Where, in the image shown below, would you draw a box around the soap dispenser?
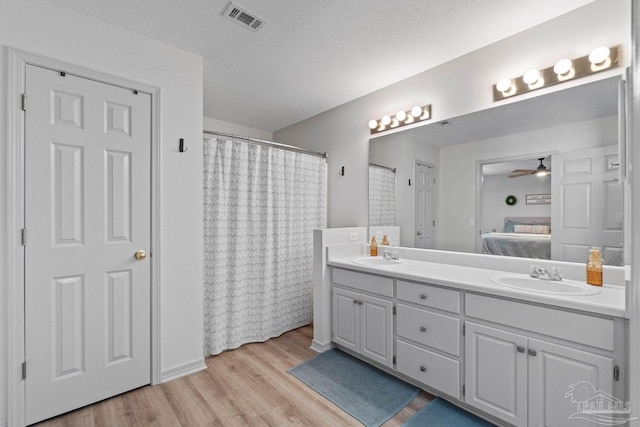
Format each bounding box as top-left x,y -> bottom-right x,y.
370,236 -> 378,257
586,247 -> 604,286
381,235 -> 390,246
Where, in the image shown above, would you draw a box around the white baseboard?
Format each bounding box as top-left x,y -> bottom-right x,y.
310,339 -> 334,353
161,358 -> 207,383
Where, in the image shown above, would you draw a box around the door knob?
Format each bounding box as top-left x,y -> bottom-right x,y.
134,250 -> 146,260
416,230 -> 423,236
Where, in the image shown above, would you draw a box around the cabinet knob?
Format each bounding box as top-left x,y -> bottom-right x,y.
420,365 -> 427,372
419,326 -> 427,333
419,294 -> 427,300
517,346 -> 525,353
528,349 -> 537,357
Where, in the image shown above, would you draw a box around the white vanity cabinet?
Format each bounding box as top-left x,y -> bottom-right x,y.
395,280 -> 462,399
329,265 -> 625,427
465,294 -> 617,427
332,269 -> 394,368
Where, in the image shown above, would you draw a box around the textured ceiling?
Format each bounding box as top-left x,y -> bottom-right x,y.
50,0 -> 595,131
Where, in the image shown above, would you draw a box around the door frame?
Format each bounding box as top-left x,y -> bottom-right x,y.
474,151 -> 556,253
5,48 -> 162,427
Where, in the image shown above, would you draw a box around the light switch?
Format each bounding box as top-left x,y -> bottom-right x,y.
469,218 -> 475,226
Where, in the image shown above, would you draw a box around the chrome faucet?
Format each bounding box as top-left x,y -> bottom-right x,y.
383,250 -> 400,260
530,265 -> 562,281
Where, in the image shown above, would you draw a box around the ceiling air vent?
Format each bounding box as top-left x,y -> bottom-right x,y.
221,2 -> 267,32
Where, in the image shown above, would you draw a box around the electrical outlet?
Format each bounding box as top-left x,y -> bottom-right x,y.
349,232 -> 358,241
469,218 -> 475,226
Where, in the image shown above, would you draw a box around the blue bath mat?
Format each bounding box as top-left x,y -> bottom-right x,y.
288,349 -> 419,427
403,397 -> 496,427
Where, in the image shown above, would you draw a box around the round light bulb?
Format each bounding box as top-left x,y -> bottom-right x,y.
368,119 -> 378,130
381,115 -> 391,125
553,58 -> 573,75
589,46 -> 610,65
523,69 -> 541,85
390,119 -> 399,128
411,106 -> 422,117
396,110 -> 407,122
496,78 -> 512,93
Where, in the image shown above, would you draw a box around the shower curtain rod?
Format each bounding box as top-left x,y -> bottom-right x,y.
203,130 -> 327,159
369,162 -> 396,173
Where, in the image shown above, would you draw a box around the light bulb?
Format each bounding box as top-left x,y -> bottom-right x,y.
381,115 -> 391,126
390,119 -> 399,128
411,106 -> 422,117
368,119 -> 378,130
553,58 -> 573,75
523,69 -> 541,85
496,78 -> 512,93
396,110 -> 407,122
589,46 -> 610,65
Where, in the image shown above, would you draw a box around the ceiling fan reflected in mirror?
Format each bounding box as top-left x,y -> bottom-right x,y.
508,157 -> 551,178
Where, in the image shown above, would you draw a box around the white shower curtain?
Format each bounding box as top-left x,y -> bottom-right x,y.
368,165 -> 396,226
203,136 -> 327,356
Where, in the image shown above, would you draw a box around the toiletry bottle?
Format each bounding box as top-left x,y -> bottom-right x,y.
381,235 -> 390,245
370,236 -> 378,257
586,247 -> 604,286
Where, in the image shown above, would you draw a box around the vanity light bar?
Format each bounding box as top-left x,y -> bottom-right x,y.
368,104 -> 432,135
493,45 -> 620,102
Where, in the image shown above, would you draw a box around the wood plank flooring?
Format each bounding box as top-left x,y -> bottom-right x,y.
35,325 -> 432,426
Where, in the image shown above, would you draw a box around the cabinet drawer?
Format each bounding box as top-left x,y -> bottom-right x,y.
333,268 -> 393,297
466,293 -> 615,351
397,304 -> 460,356
397,340 -> 460,399
397,280 -> 460,314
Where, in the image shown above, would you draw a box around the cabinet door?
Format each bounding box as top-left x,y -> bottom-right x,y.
360,294 -> 394,368
465,322 -> 528,426
528,338 -> 614,427
332,288 -> 360,353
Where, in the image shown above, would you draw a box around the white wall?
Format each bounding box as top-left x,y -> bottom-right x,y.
0,1 -> 204,424
274,0 -> 630,229
203,117 -> 273,140
439,115 -> 617,253
481,174 -> 552,234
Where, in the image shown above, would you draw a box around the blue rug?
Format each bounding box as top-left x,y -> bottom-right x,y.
288,349 -> 420,427
403,397 -> 496,427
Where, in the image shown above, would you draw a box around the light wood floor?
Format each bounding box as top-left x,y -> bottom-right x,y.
36,325 -> 432,426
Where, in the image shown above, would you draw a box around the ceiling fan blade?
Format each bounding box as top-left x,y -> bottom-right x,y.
508,171 -> 535,178
511,169 -> 535,173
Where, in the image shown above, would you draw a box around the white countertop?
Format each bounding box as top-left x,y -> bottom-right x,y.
329,255 -> 626,318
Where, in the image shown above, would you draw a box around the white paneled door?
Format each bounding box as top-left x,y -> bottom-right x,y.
414,162 -> 435,249
551,146 -> 623,265
24,65 -> 151,424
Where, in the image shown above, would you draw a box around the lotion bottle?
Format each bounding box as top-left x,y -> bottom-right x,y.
381,235 -> 390,245
586,247 -> 604,286
370,236 -> 377,257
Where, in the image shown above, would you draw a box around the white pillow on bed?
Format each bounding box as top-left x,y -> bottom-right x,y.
513,224 -> 550,234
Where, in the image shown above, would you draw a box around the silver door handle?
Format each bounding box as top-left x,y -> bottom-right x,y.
416,231 -> 423,236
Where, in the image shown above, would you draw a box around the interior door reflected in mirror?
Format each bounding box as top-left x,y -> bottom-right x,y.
368,76 -> 624,266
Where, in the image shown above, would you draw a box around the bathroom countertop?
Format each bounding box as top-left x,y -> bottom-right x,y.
329,256 -> 626,318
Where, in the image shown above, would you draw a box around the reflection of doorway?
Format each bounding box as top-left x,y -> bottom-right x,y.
414,161 -> 436,248
476,155 -> 553,253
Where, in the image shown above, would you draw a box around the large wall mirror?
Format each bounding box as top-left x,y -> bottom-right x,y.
369,76 -> 625,266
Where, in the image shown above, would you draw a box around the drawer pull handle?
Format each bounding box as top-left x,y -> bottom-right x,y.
517,346 -> 525,353
419,294 -> 427,300
420,365 -> 427,372
528,349 -> 537,357
419,326 -> 427,333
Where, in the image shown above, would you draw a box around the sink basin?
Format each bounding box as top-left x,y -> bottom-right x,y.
490,273 -> 601,296
352,256 -> 402,266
